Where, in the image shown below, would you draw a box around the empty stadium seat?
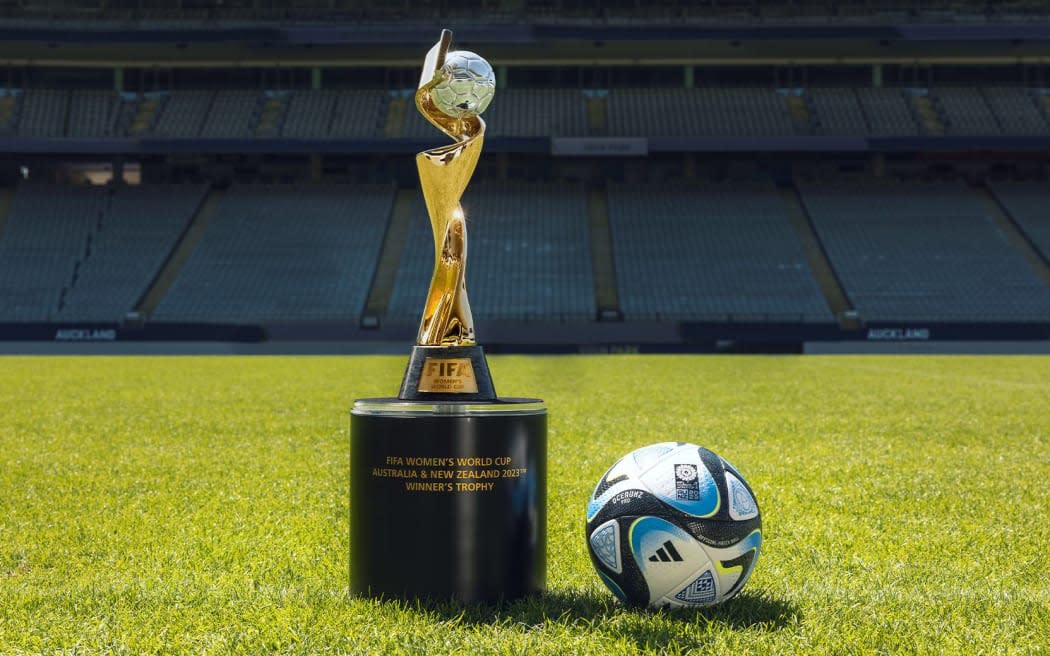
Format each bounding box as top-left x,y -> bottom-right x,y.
16,90 -> 67,137
982,88 -> 1049,135
932,88 -> 1000,136
153,183 -> 394,322
200,91 -> 260,138
808,88 -> 870,136
58,185 -> 207,321
0,183 -> 206,322
68,90 -> 122,137
607,181 -> 833,322
854,88 -> 919,136
151,91 -> 214,138
328,90 -> 389,138
800,179 -> 1050,322
606,88 -> 797,137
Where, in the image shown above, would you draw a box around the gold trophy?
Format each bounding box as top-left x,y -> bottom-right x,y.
398,28 -> 497,400
350,30 -> 547,604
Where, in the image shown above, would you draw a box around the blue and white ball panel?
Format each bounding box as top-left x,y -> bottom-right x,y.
628,516 -> 712,607
627,442 -> 679,472
725,470 -> 759,521
588,519 -> 622,574
586,445 -> 671,521
604,449 -> 644,481
636,444 -> 720,518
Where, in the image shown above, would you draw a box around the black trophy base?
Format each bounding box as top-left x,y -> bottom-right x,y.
350,398 -> 547,605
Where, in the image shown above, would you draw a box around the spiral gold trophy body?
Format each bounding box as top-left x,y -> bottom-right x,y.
414,28 -> 481,348
350,30 -> 547,604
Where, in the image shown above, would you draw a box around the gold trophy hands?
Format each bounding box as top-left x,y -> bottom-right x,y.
414,29 -> 488,347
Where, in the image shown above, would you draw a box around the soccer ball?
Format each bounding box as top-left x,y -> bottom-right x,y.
586,442 -> 762,608
431,50 -> 495,119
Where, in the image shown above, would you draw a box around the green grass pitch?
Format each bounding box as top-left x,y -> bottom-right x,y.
1,355 -> 1048,654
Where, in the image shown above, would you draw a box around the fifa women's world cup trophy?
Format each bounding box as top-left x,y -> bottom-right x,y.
398,29 -> 496,397
350,30 -> 547,605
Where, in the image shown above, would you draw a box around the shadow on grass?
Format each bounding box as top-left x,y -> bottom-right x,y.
387,587 -> 798,646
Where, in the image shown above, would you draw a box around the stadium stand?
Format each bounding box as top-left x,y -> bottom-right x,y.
606,88 -> 797,137
150,90 -> 214,138
808,88 -> 871,136
15,89 -> 67,137
0,0 -> 1046,358
981,88 -> 1050,135
799,179 -> 1050,323
0,89 -> 389,140
400,88 -> 590,138
67,90 -> 121,138
606,181 -> 833,322
281,90 -> 338,138
989,181 -> 1050,262
386,182 -> 595,322
854,88 -> 920,136
327,90 -> 389,139
932,87 -> 1001,136
0,184 -> 102,321
4,86 -> 1046,141
484,89 -> 590,138
153,184 -> 394,322
0,183 -> 205,322
200,91 -> 258,138
57,185 -> 208,321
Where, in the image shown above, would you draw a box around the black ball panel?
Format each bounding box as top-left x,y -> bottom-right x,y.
585,516 -> 652,607
588,488 -> 675,527
683,516 -> 761,548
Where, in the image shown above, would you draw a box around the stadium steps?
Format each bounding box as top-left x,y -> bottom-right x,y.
196,92 -> 219,137
60,195 -> 110,308
779,183 -> 859,328
975,88 -> 1008,134
0,186 -> 13,239
130,96 -> 162,135
384,96 -> 407,138
587,96 -> 606,134
60,90 -> 72,137
785,94 -> 811,134
1039,94 -> 1050,122
363,188 -> 414,326
912,94 -> 945,136
255,95 -> 286,138
134,188 -> 221,319
980,184 -> 1050,289
588,186 -> 621,320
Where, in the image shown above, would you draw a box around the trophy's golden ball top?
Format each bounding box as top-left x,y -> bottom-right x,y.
431,50 -> 496,119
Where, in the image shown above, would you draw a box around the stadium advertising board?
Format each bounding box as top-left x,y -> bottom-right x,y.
551,137 -> 648,156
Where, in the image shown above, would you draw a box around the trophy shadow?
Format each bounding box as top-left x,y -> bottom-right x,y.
405,587 -> 799,634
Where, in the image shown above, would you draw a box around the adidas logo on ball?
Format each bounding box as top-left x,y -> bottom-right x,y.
647,540 -> 684,563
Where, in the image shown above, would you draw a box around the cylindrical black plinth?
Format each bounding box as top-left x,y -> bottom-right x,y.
350,398 -> 546,604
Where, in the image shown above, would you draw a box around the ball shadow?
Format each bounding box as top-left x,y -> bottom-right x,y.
387,587 -> 798,649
